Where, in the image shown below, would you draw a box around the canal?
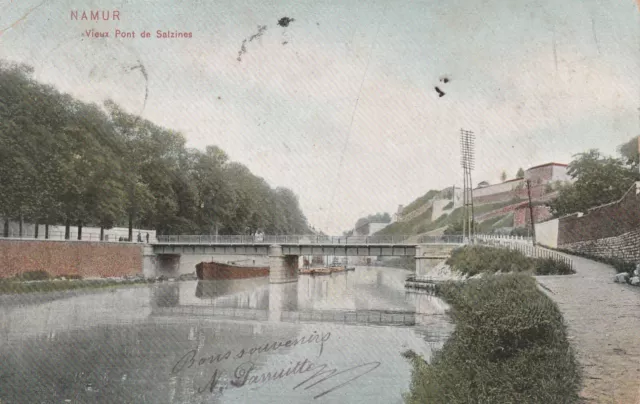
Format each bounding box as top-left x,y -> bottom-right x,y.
0,266 -> 453,403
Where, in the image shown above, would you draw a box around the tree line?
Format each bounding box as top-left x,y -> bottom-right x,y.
0,61 -> 310,239
548,138 -> 639,217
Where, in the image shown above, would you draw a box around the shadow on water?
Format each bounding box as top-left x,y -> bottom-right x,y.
0,266 -> 455,403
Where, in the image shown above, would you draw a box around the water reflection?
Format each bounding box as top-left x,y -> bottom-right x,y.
0,266 -> 453,404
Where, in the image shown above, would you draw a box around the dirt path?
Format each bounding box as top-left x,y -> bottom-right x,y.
535,254 -> 640,404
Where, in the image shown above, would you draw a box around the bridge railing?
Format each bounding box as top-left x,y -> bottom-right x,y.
155,234 -> 466,245
416,235 -> 464,244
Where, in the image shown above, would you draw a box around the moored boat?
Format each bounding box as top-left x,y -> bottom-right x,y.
196,261 -> 269,280
299,266 -> 347,276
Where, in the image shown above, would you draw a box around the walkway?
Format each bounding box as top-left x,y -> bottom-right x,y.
536,254 -> 640,404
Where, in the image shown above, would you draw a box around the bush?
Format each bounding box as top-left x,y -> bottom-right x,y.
447,246 -> 535,276
404,274 -> 581,404
16,270 -> 50,281
535,257 -> 574,275
447,246 -> 575,276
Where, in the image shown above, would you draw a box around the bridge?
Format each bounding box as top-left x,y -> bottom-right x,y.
146,234 -> 467,283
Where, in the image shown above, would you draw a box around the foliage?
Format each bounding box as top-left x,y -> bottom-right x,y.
0,60 -> 310,236
500,170 -> 507,182
516,167 -> 525,178
510,227 -> 530,237
15,270 -> 50,281
617,135 -> 639,171
446,246 -> 575,276
443,201 -> 454,210
0,277 -> 149,294
401,189 -> 440,216
353,212 -> 391,235
404,274 -> 581,404
443,219 -> 478,236
534,257 -> 574,276
548,148 -> 639,217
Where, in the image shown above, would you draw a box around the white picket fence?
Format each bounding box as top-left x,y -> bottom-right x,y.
477,238 -> 573,269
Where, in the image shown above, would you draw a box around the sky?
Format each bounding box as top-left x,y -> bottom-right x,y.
1,0 -> 638,234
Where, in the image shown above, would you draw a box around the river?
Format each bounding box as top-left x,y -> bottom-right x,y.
0,266 -> 453,403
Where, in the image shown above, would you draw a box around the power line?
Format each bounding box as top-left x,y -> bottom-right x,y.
324,4 -> 387,231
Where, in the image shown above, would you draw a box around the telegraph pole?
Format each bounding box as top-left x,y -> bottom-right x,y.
460,129 -> 475,243
526,179 -> 536,244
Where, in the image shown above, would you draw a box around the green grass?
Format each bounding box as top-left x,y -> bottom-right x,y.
0,277 -> 150,294
403,274 -> 582,404
378,199 -> 521,237
446,246 -> 575,276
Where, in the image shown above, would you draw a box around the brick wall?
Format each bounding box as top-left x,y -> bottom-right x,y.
557,182 -> 640,263
0,239 -> 143,278
558,184 -> 640,245
514,205 -> 553,227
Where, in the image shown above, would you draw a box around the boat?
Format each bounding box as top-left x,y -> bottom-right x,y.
195,261 -> 269,280
299,266 -> 347,276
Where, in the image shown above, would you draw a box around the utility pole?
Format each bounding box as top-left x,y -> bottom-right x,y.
460,129 -> 475,243
526,179 -> 536,244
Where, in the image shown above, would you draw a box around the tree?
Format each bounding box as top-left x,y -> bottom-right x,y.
500,171 -> 507,182
516,168 -> 525,179
548,149 -> 639,217
444,219 -> 478,235
0,60 -> 312,238
617,135 -> 639,171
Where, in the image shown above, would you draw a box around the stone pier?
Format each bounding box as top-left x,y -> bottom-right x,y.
414,244 -> 458,277
268,244 -> 299,284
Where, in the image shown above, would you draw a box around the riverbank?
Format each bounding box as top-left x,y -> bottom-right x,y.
404,273 -> 582,403
535,252 -> 640,403
0,277 -> 151,295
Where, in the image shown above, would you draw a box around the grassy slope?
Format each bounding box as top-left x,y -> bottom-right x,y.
404,274 -> 581,403
378,199 -> 519,236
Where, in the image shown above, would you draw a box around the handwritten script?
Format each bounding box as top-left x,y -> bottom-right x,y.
171,330 -> 381,399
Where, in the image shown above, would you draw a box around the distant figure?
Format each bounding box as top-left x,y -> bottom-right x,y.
146,233 -> 150,243
137,232 -> 142,243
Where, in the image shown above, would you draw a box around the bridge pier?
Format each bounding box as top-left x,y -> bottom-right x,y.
269,245 -> 298,284
414,244 -> 456,278
142,245 -> 158,278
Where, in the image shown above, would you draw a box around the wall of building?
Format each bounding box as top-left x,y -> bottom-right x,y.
473,179 -> 523,198
534,219 -> 560,248
551,165 -> 572,182
0,239 -> 143,278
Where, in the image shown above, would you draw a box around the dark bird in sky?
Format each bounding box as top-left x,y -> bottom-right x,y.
435,86 -> 445,97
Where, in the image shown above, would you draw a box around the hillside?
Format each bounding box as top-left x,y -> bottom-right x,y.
378,197 -> 517,236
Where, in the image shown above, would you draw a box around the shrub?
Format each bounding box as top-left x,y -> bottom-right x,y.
404,274 -> 581,404
446,246 -> 535,276
535,257 -> 574,275
447,246 -> 575,276
16,270 -> 50,281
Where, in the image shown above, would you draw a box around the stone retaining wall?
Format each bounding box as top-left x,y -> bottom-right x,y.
557,182 -> 640,264
0,239 -> 142,278
560,228 -> 640,264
